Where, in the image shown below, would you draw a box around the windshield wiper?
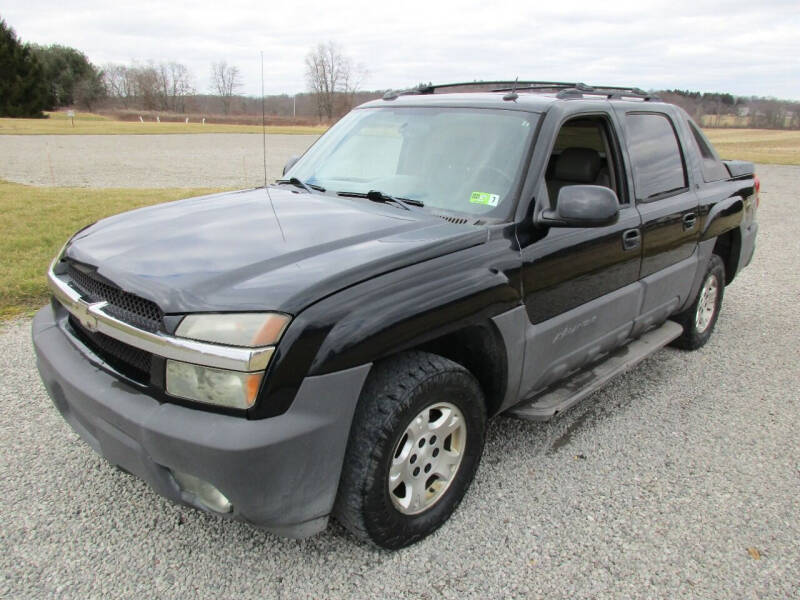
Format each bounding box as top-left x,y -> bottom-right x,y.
337,189 -> 424,211
274,177 -> 325,193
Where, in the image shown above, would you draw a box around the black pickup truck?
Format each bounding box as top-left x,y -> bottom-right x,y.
33,81 -> 759,549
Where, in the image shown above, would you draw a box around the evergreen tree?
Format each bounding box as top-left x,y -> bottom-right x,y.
31,44 -> 104,108
0,19 -> 49,117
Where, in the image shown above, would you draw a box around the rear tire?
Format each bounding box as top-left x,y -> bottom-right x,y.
334,351 -> 486,549
670,254 -> 726,350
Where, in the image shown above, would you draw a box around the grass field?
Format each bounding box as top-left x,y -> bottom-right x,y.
0,112 -> 327,136
0,180 -> 223,319
704,129 -> 800,166
699,114 -> 751,128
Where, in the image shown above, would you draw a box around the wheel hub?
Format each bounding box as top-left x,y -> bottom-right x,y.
695,273 -> 719,333
388,402 -> 466,515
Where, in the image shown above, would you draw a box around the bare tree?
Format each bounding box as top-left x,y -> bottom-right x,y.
103,63 -> 125,105
305,42 -> 364,121
155,61 -> 194,112
210,61 -> 242,115
103,63 -> 136,107
132,63 -> 160,110
167,62 -> 194,112
104,61 -> 194,113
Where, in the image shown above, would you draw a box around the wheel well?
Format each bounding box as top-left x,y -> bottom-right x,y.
713,229 -> 741,285
414,322 -> 507,417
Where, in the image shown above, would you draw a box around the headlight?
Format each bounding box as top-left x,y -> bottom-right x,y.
175,312 -> 290,347
166,360 -> 263,409
168,312 -> 291,409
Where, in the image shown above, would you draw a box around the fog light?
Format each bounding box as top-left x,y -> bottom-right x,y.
166,359 -> 263,409
172,470 -> 232,513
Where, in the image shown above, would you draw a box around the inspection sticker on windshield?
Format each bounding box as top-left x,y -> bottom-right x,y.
470,192 -> 499,207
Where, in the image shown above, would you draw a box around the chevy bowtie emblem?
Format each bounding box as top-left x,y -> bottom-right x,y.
74,300 -> 107,333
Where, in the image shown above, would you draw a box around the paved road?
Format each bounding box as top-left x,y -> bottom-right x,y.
0,134 -> 320,189
1,164 -> 798,599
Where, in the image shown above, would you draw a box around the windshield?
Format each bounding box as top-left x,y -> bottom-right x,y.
286,107 -> 538,218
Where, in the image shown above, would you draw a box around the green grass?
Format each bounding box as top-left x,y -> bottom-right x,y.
0,112 -> 327,136
0,180 -> 224,320
704,128 -> 800,166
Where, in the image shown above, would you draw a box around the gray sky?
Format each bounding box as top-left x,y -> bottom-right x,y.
5,0 -> 799,99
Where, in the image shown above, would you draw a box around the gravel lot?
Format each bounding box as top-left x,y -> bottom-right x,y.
1,163 -> 798,599
0,134 -> 319,188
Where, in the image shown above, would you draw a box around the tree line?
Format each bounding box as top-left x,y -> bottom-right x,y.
103,62 -> 194,113
2,16 -> 797,128
103,60 -> 244,115
658,89 -> 800,129
1,18 -> 367,121
105,42 -> 368,121
1,18 -> 368,122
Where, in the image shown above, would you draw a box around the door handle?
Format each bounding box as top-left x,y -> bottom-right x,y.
622,228 -> 641,250
683,212 -> 697,230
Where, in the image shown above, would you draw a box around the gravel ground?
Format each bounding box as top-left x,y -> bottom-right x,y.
0,134 -> 319,188
1,164 -> 799,599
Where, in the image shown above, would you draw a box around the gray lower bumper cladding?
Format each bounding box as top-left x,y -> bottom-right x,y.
32,304 -> 370,538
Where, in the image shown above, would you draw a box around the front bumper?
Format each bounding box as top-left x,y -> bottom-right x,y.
33,304 -> 370,538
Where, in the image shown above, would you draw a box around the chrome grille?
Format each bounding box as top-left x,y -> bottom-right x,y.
68,315 -> 152,383
67,263 -> 163,332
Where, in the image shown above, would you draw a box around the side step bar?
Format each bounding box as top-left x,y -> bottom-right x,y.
508,320 -> 683,421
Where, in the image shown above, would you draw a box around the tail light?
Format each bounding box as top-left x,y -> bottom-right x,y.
754,175 -> 761,209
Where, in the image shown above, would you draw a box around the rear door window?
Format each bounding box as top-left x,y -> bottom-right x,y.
625,113 -> 688,202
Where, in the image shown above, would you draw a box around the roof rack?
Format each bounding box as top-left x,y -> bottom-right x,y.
382,81 -> 660,102
383,81 -> 578,99
491,81 -> 591,93
555,85 -> 660,101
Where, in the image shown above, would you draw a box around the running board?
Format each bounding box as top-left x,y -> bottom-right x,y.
508,320 -> 683,421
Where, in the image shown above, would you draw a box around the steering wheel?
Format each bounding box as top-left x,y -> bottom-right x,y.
474,165 -> 513,189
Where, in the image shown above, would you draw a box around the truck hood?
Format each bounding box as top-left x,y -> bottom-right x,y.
64,187 -> 486,315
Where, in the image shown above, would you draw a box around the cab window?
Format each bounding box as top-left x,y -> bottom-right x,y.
687,118 -> 729,182
545,116 -> 624,204
625,113 -> 688,202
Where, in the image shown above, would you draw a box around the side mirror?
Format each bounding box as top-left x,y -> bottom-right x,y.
282,156 -> 300,176
538,185 -> 619,228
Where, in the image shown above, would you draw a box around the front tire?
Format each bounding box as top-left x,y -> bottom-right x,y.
334,351 -> 486,549
670,254 -> 726,350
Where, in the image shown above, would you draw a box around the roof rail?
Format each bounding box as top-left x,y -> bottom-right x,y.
556,85 -> 660,101
382,80 -> 660,102
382,80 -> 580,100
491,81 -> 589,92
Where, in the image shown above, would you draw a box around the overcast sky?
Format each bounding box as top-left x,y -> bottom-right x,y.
4,0 -> 799,99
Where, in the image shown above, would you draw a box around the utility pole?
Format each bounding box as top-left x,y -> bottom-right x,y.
293,93 -> 297,118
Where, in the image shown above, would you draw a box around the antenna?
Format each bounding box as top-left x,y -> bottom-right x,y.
502,77 -> 519,102
261,50 -> 285,241
261,51 -> 268,188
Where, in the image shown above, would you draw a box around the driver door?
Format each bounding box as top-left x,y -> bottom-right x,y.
517,111 -> 643,399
